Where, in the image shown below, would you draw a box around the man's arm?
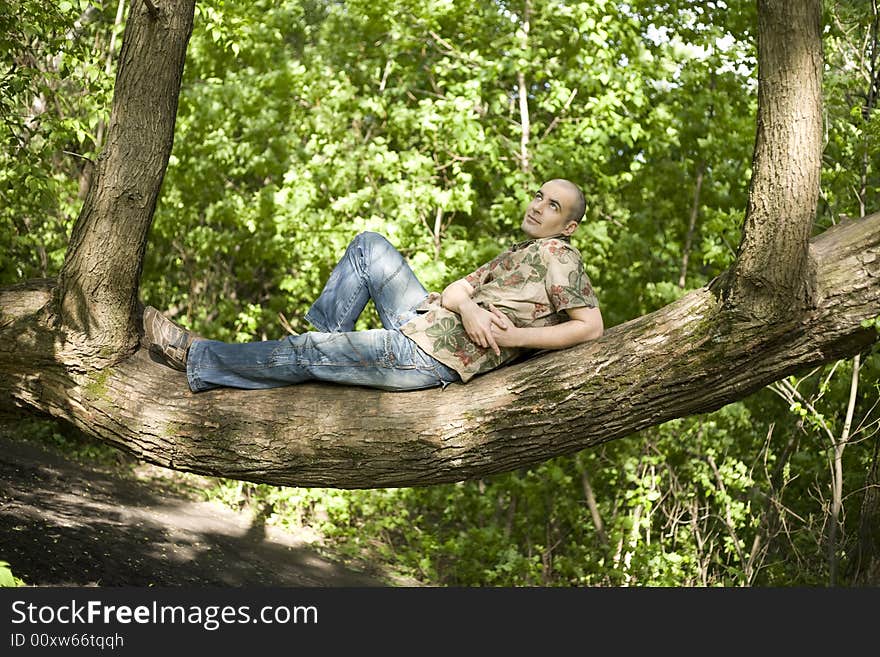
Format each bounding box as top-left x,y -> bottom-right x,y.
440,279 -> 508,355
490,304 -> 603,350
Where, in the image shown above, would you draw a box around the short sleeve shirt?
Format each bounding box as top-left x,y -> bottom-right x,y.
400,236 -> 599,382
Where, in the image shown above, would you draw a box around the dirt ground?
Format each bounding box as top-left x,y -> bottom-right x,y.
0,430 -> 413,587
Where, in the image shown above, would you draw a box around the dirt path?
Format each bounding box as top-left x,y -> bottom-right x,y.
0,431 -> 408,587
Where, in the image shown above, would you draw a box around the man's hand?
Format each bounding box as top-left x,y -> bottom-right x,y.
487,305 -> 522,349
460,303 -> 509,356
441,279 -> 508,356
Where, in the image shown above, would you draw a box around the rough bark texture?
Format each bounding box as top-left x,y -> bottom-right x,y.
53,0 -> 195,366
726,0 -> 823,318
2,212 -> 877,488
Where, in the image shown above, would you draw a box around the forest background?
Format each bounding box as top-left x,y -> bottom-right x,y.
1,0 -> 878,586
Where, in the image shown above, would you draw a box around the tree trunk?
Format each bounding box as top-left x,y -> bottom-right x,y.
726,0 -> 823,319
53,0 -> 195,366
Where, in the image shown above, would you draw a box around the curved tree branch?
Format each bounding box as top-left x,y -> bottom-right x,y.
2,212 -> 877,488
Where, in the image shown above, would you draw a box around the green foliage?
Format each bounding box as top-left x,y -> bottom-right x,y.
3,0 -> 879,586
3,416 -> 125,468
0,0 -> 116,284
0,561 -> 26,587
820,0 -> 880,225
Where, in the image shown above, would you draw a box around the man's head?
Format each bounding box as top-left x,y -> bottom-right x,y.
521,178 -> 586,239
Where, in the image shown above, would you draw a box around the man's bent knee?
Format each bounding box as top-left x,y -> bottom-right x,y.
356,231 -> 391,248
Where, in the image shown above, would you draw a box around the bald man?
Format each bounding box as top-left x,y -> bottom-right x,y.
143,179 -> 604,392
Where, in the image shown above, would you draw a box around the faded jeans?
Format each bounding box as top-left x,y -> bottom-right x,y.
186,232 -> 460,392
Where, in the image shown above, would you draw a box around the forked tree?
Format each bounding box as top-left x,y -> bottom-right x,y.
0,0 -> 878,489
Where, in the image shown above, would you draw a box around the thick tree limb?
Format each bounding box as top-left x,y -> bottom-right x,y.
54,0 -> 195,365
2,212 -> 877,489
727,0 -> 824,317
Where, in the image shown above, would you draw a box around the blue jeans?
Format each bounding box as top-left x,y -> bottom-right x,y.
186,232 -> 460,392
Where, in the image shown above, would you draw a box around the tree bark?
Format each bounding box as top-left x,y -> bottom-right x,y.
726,0 -> 823,319
53,0 -> 195,366
1,211 -> 877,488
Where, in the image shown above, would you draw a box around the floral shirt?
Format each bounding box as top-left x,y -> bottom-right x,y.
400,236 -> 599,382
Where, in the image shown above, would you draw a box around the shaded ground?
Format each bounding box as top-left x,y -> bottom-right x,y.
0,430 -> 412,587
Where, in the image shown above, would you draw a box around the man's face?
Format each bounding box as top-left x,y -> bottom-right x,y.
521,180 -> 579,239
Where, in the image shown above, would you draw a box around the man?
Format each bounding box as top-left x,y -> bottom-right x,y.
143,178 -> 604,392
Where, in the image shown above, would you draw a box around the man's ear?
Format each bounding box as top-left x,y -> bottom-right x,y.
562,220 -> 578,236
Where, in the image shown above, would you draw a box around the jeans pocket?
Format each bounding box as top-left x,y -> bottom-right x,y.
396,333 -> 458,385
